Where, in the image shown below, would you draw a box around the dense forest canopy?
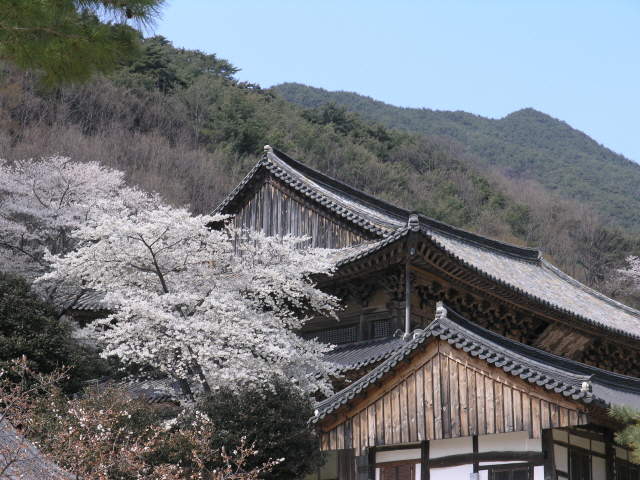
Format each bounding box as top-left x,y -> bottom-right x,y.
0,36 -> 637,306
273,82 -> 640,234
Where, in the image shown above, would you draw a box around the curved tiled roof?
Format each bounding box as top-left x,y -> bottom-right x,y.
217,147 -> 640,340
311,304 -> 640,423
53,289 -> 109,314
0,419 -> 76,479
76,146 -> 640,341
425,229 -> 640,339
324,333 -> 408,374
90,372 -> 203,404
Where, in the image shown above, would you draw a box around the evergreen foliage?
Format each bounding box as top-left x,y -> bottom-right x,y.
610,405 -> 640,464
196,379 -> 324,480
0,38 -> 637,300
0,272 -> 102,392
0,0 -> 165,88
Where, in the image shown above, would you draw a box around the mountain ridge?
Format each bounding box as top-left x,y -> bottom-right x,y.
272,82 -> 640,232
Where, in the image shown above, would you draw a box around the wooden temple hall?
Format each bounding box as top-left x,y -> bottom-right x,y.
212,145 -> 640,480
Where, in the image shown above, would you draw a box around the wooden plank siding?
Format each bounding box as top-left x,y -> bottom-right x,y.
319,340 -> 589,454
231,179 -> 366,249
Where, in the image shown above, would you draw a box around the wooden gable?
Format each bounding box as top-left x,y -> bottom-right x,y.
319,338 -> 590,455
229,173 -> 372,249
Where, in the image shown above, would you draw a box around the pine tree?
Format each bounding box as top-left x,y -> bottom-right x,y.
0,0 -> 165,88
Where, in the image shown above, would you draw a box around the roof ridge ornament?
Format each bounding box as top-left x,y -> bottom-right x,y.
435,301 -> 447,319
264,144 -> 273,154
407,211 -> 419,231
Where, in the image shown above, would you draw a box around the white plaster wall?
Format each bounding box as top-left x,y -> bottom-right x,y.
553,430 -> 569,442
592,440 -> 605,454
554,445 -> 568,473
569,434 -> 590,449
616,447 -> 629,460
376,448 -> 421,463
430,464 -> 473,480
429,437 -> 473,458
478,431 -> 542,453
593,456 -> 606,478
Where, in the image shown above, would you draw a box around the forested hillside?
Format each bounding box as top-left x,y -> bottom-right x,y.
0,37 -> 637,303
273,83 -> 640,233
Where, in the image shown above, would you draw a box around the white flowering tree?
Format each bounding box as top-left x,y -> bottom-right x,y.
40,203 -> 340,396
0,156 -> 154,291
619,256 -> 640,286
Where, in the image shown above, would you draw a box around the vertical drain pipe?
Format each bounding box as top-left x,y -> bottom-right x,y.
405,257 -> 411,337
405,212 -> 419,337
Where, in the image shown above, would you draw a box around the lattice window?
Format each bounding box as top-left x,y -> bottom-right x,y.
302,325 -> 358,344
570,449 -> 591,480
490,466 -> 532,480
372,319 -> 391,338
617,459 -> 640,480
380,464 -> 414,480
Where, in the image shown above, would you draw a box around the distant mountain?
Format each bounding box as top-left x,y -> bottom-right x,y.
273,82 -> 640,233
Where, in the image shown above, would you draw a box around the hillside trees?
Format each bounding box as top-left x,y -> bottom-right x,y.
274,83 -> 640,233
609,405 -> 640,464
41,201 -> 340,397
0,0 -> 166,88
0,39 -> 638,304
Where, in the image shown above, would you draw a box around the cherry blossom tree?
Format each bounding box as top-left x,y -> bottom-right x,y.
40,203 -> 340,396
619,256 -> 640,288
0,156 -> 155,297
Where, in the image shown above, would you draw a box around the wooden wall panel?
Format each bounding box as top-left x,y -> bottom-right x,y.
319,342 -> 590,453
232,181 -> 366,249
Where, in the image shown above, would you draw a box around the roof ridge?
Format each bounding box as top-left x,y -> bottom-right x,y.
421,222 -> 541,262
269,147 -> 545,261
269,146 -> 410,223
328,334 -> 402,352
426,234 -> 640,340
437,304 -> 640,389
216,145 -> 546,261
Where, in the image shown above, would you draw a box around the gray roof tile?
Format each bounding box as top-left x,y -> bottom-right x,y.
426,229 -> 640,339
311,304 -> 640,423
0,420 -> 75,479
324,333 -> 408,373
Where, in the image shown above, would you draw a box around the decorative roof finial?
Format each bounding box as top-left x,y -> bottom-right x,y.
408,211 -> 419,231
264,144 -> 273,153
435,301 -> 447,319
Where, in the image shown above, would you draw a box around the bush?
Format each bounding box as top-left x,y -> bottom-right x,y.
197,379 -> 324,480
0,272 -> 97,392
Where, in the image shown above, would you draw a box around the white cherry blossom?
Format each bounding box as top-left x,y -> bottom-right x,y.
41,203 -> 340,396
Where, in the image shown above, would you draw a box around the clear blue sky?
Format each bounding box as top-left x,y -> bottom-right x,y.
156,0 -> 640,163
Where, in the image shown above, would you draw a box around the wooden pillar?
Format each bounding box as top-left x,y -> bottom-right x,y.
605,430 -> 616,480
405,259 -> 411,336
473,435 -> 479,473
542,429 -> 557,480
359,314 -> 367,342
356,448 -> 376,480
339,449 -> 356,480
421,440 -> 430,480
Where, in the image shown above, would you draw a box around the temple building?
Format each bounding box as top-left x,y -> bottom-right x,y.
213,145 -> 640,480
